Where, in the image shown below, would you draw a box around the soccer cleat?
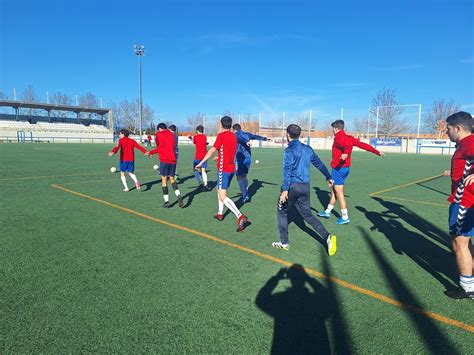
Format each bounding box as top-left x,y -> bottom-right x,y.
135,181 -> 141,191
445,288 -> 474,300
326,234 -> 337,256
271,242 -> 289,250
236,215 -> 249,232
214,214 -> 223,221
336,217 -> 350,225
242,194 -> 250,203
163,201 -> 170,208
177,195 -> 184,208
317,211 -> 331,218
123,188 -> 130,192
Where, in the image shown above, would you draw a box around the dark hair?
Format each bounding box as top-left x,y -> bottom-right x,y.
286,124 -> 301,139
446,111 -> 472,132
232,123 -> 241,131
331,120 -> 345,130
196,125 -> 204,133
220,116 -> 232,129
157,122 -> 167,130
119,129 -> 130,137
169,124 -> 177,132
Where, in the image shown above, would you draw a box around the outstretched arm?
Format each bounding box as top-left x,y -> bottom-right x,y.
354,139 -> 384,156
196,147 -> 216,169
108,140 -> 121,156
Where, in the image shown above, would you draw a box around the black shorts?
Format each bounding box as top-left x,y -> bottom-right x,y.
160,162 -> 176,177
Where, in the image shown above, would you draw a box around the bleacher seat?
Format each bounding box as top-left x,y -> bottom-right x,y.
0,120 -> 33,130
36,122 -> 89,131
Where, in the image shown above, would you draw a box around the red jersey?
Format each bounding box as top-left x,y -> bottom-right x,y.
449,134 -> 474,208
147,135 -> 152,142
213,130 -> 237,173
349,136 -> 382,156
331,130 -> 353,168
193,134 -> 208,160
150,130 -> 176,164
110,136 -> 146,162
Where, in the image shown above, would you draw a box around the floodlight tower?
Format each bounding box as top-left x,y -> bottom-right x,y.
134,44 -> 145,140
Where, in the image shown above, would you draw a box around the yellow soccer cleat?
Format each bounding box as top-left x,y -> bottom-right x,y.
327,234 -> 337,256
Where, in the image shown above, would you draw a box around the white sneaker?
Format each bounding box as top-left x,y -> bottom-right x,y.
123,188 -> 130,192
272,242 -> 289,250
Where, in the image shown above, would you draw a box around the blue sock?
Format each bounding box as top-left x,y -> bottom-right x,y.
193,171 -> 202,184
238,178 -> 247,196
243,177 -> 249,194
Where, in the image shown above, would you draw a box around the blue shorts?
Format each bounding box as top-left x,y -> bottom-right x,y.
217,171 -> 234,190
449,203 -> 474,237
160,162 -> 177,177
120,161 -> 135,172
331,167 -> 350,185
193,159 -> 207,169
236,157 -> 251,176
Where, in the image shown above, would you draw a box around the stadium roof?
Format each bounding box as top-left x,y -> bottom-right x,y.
0,100 -> 110,115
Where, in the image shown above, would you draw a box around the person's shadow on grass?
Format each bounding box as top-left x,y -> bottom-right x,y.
312,186 -> 348,218
356,205 -> 458,291
256,265 -> 331,354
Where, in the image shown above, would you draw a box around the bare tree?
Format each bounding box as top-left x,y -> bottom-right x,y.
353,115 -> 376,138
424,99 -> 460,138
50,92 -> 73,118
79,92 -> 98,108
371,88 -> 410,136
187,112 -> 206,130
21,85 -> 37,102
111,98 -> 154,133
20,85 -> 42,116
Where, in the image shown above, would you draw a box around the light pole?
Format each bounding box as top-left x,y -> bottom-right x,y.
134,44 -> 144,141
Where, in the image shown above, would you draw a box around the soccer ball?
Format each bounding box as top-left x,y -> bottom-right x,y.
255,160 -> 260,164
153,165 -> 159,171
110,167 -> 117,173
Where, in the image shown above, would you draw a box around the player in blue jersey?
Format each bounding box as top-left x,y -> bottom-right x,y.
169,125 -> 179,177
232,123 -> 271,203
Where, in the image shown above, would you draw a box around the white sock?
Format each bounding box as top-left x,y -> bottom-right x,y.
202,170 -> 208,185
164,194 -> 169,202
325,204 -> 334,213
224,197 -> 242,218
341,209 -> 349,220
129,173 -> 138,184
218,198 -> 224,215
120,176 -> 128,189
174,189 -> 181,196
460,275 -> 474,292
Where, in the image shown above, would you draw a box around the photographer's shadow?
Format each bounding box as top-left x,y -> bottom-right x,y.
256,265 -> 331,354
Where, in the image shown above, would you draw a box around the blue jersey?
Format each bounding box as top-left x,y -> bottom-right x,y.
235,130 -> 267,161
173,132 -> 179,153
281,139 -> 331,191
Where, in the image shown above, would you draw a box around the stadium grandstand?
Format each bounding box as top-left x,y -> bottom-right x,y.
0,100 -> 113,143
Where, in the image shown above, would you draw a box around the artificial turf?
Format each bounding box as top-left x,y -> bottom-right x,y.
1,143 -> 472,353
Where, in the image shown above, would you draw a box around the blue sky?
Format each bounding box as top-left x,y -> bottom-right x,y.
1,0 -> 473,128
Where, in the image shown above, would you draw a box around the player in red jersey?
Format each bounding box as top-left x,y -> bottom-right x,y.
149,123 -> 184,208
195,116 -> 249,232
146,134 -> 152,147
108,129 -> 148,192
317,120 -> 384,224
444,111 -> 474,300
188,125 -> 210,191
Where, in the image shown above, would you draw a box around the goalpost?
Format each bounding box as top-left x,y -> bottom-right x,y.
371,104 -> 422,138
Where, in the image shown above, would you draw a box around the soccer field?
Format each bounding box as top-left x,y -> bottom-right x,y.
1,143 -> 472,353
